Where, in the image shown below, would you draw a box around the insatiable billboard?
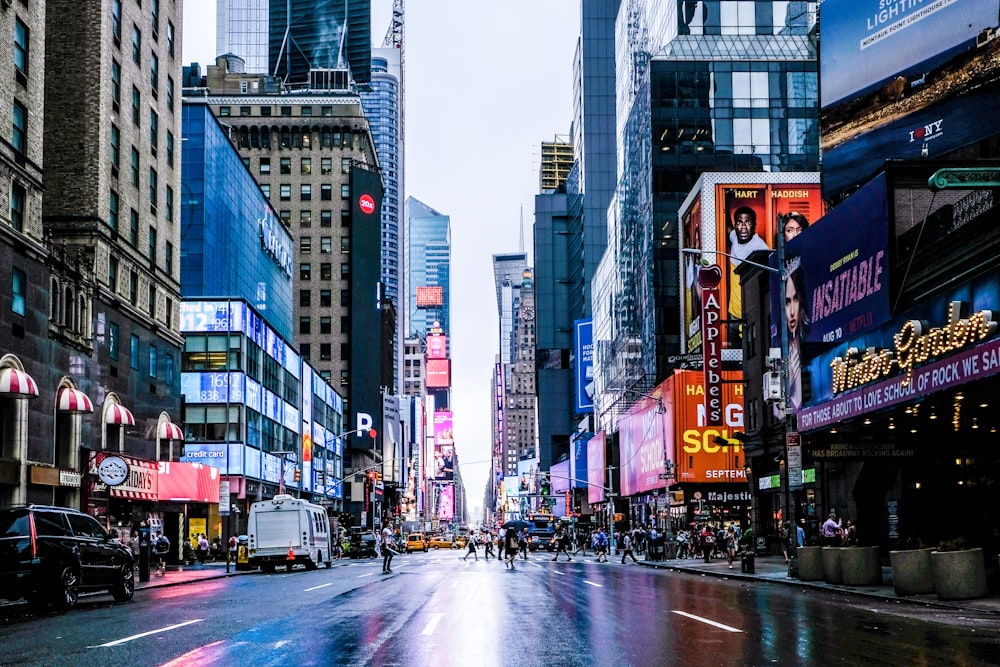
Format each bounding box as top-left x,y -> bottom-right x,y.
820,0 -> 1000,199
432,411 -> 454,481
680,175 -> 824,355
618,391 -> 668,497
574,319 -> 594,413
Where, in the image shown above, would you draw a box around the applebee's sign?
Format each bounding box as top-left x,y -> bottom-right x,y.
699,265 -> 724,426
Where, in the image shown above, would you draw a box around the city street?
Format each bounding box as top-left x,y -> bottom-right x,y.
2,550 -> 999,666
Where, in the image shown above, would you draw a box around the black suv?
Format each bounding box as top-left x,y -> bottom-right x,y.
0,505 -> 135,610
349,531 -> 377,559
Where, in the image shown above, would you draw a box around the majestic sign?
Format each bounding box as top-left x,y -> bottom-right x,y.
259,213 -> 294,278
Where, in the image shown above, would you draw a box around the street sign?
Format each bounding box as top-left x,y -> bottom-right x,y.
658,473 -> 673,480
787,431 -> 803,491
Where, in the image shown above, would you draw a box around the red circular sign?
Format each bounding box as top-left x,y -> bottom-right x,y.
359,194 -> 376,214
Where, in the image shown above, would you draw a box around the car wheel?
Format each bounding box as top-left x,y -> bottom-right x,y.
54,567 -> 79,610
111,562 -> 135,602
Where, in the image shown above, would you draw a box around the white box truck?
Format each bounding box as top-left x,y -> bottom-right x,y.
247,495 -> 333,572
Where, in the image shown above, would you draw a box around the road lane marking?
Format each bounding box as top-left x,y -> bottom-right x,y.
583,580 -> 602,587
304,583 -> 333,592
671,610 -> 743,633
359,572 -> 375,578
553,571 -> 565,576
89,620 -> 204,648
421,613 -> 443,636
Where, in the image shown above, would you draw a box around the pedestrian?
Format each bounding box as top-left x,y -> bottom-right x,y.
227,534 -> 238,565
779,522 -> 791,563
844,519 -> 858,546
463,532 -> 479,561
821,512 -> 844,546
381,525 -> 395,573
572,530 -> 588,556
620,532 -> 638,564
700,525 -> 716,563
196,533 -> 210,564
595,529 -> 608,562
724,525 -> 738,569
483,531 -> 495,560
504,528 -> 519,569
552,526 -> 573,562
518,527 -> 529,560
153,531 -> 170,575
796,521 -> 806,549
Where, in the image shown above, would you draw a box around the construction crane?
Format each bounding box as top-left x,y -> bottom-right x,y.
382,0 -> 404,49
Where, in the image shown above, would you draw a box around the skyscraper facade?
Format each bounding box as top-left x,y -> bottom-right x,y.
269,0 -> 372,87
216,0 -> 270,73
404,197 -> 450,340
592,0 -> 819,429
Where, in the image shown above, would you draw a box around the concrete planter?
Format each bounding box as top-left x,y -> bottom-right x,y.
889,548 -> 935,596
840,546 -> 882,586
931,548 -> 988,600
822,546 -> 845,584
796,546 -> 824,581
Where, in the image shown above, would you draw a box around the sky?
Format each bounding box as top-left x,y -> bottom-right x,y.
182,1 -> 582,516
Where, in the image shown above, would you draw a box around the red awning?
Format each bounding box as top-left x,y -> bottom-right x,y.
57,387 -> 94,413
0,368 -> 39,397
105,404 -> 136,426
158,421 -> 184,441
156,462 -> 221,503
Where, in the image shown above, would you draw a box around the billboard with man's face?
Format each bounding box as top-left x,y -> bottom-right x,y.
679,175 -> 823,355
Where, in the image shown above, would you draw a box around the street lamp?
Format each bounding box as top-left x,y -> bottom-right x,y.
681,245 -> 798,565
273,450 -> 297,496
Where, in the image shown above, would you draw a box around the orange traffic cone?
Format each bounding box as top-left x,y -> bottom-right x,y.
287,546 -> 295,560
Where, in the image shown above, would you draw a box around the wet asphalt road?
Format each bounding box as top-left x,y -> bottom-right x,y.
2,549 -> 999,666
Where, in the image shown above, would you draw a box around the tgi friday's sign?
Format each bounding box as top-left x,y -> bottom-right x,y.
89,452 -> 159,500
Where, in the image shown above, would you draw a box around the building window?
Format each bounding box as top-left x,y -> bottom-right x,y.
320,316 -> 332,334
130,147 -> 139,185
261,184 -> 270,199
108,255 -> 119,292
320,263 -> 332,280
149,168 -> 157,210
299,210 -> 312,227
165,185 -> 173,222
259,157 -> 270,174
280,184 -> 291,201
165,241 -> 173,275
340,237 -> 350,253
131,24 -> 141,64
148,226 -> 157,261
130,334 -> 140,370
109,322 -> 119,360
342,210 -> 350,226
12,100 -> 27,154
167,21 -> 175,57
301,158 -> 311,174
149,110 -> 158,154
11,268 -> 25,316
166,76 -> 175,112
341,158 -> 351,174
299,316 -> 311,334
321,158 -> 332,175
300,263 -> 311,280
150,53 -> 159,96
320,237 -> 332,253
320,184 -> 332,201
320,290 -> 332,307
131,86 -> 140,125
279,210 -> 291,224
240,106 -> 251,116
299,343 -> 310,360
166,131 -> 174,167
111,60 -> 122,110
218,106 -> 230,117
129,270 -> 138,304
320,343 -> 332,361
151,0 -> 160,36
129,209 -> 139,246
112,0 -> 122,44
14,18 -> 29,80
280,157 -> 291,175
320,210 -> 332,227
280,106 -> 292,117
300,290 -> 311,307
341,184 -> 350,199
341,263 -> 350,277
148,283 -> 156,318
110,124 -> 121,172
11,183 -> 26,233
300,184 -> 311,201
165,353 -> 174,386
300,237 -> 311,253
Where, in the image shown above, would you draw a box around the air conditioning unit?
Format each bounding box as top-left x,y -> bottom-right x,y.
763,372 -> 783,401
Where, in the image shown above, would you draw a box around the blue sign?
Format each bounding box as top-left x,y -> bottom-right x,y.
179,301 -> 246,334
574,319 -> 595,413
181,443 -> 229,469
181,372 -> 246,405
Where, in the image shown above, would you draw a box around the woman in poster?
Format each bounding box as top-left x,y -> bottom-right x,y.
781,260 -> 809,416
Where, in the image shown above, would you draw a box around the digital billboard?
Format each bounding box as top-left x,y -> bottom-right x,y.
820,0 -> 1000,199
432,411 -> 454,481
415,286 -> 444,308
574,319 -> 594,413
425,359 -> 451,388
438,484 -> 455,521
587,432 -> 606,504
426,334 -> 447,359
679,176 -> 824,355
618,390 -> 668,497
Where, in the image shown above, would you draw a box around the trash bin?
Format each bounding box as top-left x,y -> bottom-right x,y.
236,535 -> 252,571
741,550 -> 756,574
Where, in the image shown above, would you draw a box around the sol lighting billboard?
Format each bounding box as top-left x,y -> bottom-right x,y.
416,286 -> 444,308
679,174 -> 823,356
433,411 -> 454,482
425,358 -> 451,388
820,0 -> 1000,200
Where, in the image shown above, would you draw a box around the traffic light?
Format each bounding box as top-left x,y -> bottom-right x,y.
367,471 -> 376,482
614,513 -> 624,522
293,469 -> 301,483
540,472 -> 551,496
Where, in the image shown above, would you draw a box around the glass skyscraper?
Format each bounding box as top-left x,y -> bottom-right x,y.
404,197 -> 451,340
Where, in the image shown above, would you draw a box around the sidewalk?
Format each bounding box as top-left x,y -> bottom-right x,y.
635,552 -> 1000,616
134,560 -> 250,591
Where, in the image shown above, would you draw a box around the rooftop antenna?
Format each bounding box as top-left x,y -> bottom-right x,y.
519,206 -> 525,253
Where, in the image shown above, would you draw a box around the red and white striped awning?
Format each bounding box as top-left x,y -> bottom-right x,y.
105,404 -> 136,426
158,421 -> 184,441
0,368 -> 39,397
57,387 -> 94,413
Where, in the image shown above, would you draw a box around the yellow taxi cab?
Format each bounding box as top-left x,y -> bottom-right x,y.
428,534 -> 456,549
454,535 -> 468,549
405,533 -> 428,553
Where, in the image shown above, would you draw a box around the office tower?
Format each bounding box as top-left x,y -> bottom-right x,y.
361,48 -> 403,392
490,253 -> 529,483
217,0 -> 270,74
404,197 -> 450,340
269,0 -> 372,87
505,269 -> 537,477
591,0 -> 819,429
539,136 -> 574,193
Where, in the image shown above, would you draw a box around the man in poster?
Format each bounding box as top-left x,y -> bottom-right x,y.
727,205 -> 769,344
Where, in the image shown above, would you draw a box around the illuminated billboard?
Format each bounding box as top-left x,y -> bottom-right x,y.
820,0 -> 1000,199
679,174 -> 823,356
416,286 -> 445,308
426,334 -> 447,360
574,319 -> 594,413
587,432 -> 606,504
433,411 -> 454,481
425,359 -> 451,388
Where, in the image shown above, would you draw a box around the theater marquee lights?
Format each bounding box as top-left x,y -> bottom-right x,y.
831,301 -> 997,394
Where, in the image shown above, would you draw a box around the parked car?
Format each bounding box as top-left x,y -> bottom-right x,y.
0,505 -> 135,610
349,531 -> 378,559
405,533 -> 428,553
